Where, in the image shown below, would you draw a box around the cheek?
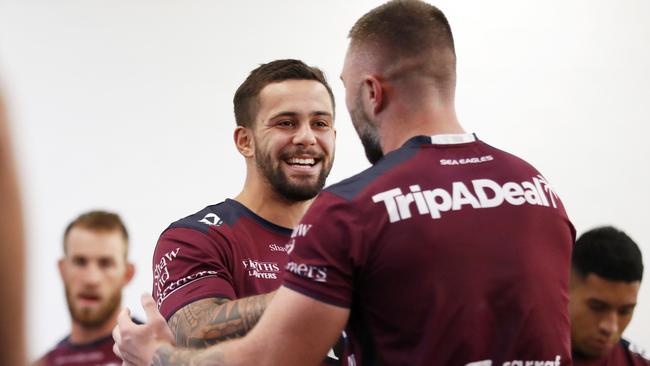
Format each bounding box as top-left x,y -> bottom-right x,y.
618,314 -> 633,331
102,269 -> 126,287
257,136 -> 285,156
319,132 -> 336,154
571,306 -> 595,330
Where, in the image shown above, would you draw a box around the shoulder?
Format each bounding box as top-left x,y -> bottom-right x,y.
163,200 -> 238,235
621,339 -> 650,364
326,141 -> 422,202
475,139 -> 544,173
36,343 -> 63,364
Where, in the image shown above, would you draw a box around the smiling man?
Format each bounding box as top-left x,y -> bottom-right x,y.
570,226 -> 649,366
149,59 -> 346,363
37,210 -> 135,366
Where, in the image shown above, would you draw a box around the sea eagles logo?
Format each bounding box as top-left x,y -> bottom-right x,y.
199,213 -> 222,227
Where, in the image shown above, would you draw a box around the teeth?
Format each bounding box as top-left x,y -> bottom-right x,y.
287,158 -> 315,165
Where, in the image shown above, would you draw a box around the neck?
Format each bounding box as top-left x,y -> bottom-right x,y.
379,93 -> 464,155
69,309 -> 119,344
235,170 -> 312,229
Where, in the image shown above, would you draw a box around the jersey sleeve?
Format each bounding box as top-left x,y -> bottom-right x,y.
282,192 -> 366,308
152,226 -> 236,320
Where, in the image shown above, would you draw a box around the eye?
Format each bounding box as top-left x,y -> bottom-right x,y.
72,257 -> 87,267
98,257 -> 116,269
276,120 -> 295,128
618,305 -> 636,316
312,119 -> 331,129
587,300 -> 609,313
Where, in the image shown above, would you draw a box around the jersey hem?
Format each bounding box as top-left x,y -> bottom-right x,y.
282,283 -> 350,309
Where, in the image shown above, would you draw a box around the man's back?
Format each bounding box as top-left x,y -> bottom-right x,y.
285,134 -> 575,365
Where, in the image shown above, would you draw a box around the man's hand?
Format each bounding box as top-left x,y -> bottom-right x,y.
113,293 -> 175,366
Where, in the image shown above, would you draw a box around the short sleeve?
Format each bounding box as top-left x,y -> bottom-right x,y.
282,192 -> 365,308
152,227 -> 236,320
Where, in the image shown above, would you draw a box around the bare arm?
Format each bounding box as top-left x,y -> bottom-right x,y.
167,291 -> 275,348
151,286 -> 349,366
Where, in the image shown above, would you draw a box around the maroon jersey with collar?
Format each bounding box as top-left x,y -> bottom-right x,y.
574,339 -> 650,366
152,199 -> 352,365
37,334 -> 121,366
153,199 -> 291,319
284,134 -> 575,366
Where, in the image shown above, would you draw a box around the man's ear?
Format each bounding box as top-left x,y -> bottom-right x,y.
364,75 -> 385,116
234,126 -> 255,158
58,258 -> 66,281
124,262 -> 135,285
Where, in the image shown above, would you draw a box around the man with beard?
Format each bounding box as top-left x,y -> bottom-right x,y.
37,210 -> 135,366
571,226 -> 649,366
148,59 -> 345,363
113,1 -> 574,365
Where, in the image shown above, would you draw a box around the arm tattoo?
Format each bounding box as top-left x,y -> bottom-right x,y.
167,292 -> 273,348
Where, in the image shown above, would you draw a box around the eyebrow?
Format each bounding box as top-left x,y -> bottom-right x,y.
269,111 -> 333,120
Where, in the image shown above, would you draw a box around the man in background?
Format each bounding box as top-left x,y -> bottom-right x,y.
571,226 -> 649,366
37,210 -> 135,366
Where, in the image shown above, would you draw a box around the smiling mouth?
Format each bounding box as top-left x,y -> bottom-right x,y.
284,157 -> 319,168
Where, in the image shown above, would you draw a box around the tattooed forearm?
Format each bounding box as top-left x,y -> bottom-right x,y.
152,344 -> 227,366
168,292 -> 275,348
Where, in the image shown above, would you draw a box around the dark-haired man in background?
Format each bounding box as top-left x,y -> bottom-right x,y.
571,226 -> 649,366
37,210 -> 135,366
148,59 -> 346,363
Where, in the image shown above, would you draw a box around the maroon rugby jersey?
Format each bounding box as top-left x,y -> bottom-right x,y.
153,199 -> 291,319
152,199 -> 352,365
36,334 -> 120,366
574,339 -> 650,366
284,134 -> 575,366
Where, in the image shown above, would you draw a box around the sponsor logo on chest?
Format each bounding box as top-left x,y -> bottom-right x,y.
372,175 -> 559,223
242,258 -> 281,279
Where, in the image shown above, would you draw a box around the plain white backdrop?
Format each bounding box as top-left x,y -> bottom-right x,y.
0,0 -> 648,360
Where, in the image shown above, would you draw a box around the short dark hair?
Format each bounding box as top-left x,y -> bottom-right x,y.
63,210 -> 129,256
572,226 -> 643,282
233,59 -> 335,128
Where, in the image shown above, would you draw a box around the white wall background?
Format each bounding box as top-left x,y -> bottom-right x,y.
0,0 -> 648,360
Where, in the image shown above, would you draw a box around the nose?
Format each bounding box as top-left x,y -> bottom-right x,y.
292,122 -> 317,146
598,311 -> 619,337
82,262 -> 102,286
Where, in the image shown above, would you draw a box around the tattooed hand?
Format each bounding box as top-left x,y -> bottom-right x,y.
113,293 -> 175,366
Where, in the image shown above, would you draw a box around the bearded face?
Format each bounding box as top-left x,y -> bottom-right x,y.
65,283 -> 122,328
255,142 -> 332,201
60,227 -> 132,330
349,87 -> 384,165
249,79 -> 336,202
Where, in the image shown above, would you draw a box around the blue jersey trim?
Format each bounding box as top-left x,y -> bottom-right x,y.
326,136 -> 425,201
165,199 -> 292,236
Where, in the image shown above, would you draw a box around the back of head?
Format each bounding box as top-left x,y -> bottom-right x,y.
348,0 -> 456,89
63,210 -> 129,257
233,59 -> 335,128
573,226 -> 644,282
